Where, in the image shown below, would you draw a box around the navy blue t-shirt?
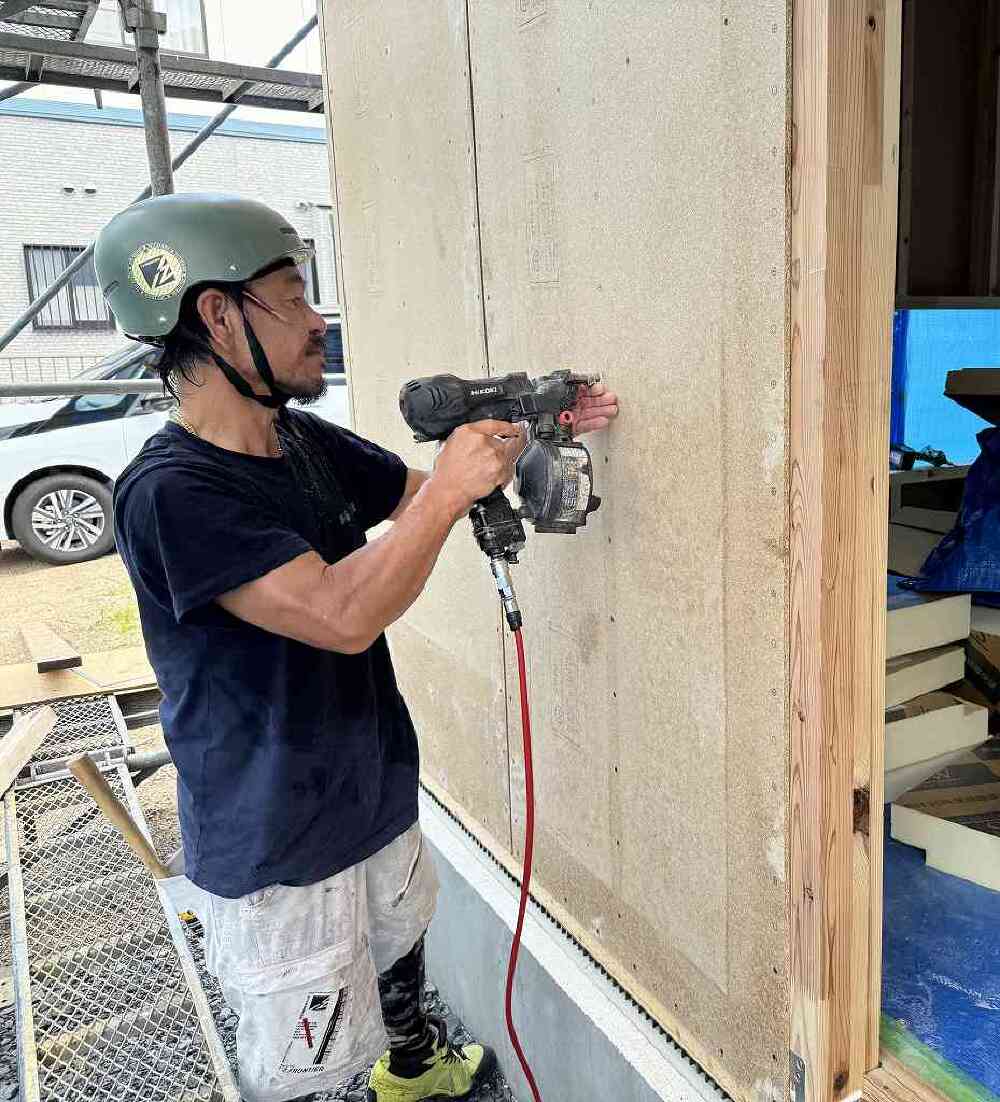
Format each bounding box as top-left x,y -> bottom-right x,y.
113,412 -> 417,898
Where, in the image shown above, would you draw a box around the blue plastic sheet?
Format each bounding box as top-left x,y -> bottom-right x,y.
907,428 -> 1000,606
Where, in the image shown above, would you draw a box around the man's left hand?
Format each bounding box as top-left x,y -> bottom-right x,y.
571,383 -> 620,435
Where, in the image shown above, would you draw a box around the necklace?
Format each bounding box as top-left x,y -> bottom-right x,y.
170,409 -> 283,457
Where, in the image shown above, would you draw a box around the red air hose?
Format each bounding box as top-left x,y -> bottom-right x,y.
505,627 -> 542,1102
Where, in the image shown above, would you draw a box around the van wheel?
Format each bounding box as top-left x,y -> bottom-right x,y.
11,474 -> 114,565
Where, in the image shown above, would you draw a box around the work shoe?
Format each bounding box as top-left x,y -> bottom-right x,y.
367,1017 -> 496,1101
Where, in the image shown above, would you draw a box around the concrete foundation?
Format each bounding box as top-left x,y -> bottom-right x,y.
421,788 -> 731,1102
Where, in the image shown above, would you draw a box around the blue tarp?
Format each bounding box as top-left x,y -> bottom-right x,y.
908,428 -> 1000,603
893,310 -> 995,465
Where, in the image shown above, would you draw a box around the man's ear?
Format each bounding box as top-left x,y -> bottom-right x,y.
195,287 -> 238,349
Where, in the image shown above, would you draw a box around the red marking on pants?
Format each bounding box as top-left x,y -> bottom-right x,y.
302,1017 -> 313,1049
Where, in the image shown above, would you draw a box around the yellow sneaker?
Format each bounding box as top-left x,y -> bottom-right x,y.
367,1018 -> 496,1101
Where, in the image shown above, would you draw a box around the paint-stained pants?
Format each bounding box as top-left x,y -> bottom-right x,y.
201,823 -> 439,1102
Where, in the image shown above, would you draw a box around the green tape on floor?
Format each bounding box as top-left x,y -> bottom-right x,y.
880,1015 -> 1000,1102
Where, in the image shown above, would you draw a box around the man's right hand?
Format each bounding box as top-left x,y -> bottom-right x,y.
428,420 -> 525,521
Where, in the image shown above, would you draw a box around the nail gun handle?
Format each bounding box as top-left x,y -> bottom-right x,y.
67,752 -> 171,880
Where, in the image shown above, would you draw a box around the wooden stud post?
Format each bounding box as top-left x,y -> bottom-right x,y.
790,2 -> 899,1100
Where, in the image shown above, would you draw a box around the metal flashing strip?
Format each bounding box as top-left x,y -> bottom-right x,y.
5,754 -> 237,1100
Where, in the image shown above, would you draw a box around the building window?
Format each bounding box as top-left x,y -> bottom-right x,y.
24,247 -> 115,332
86,0 -> 208,57
302,239 -> 322,304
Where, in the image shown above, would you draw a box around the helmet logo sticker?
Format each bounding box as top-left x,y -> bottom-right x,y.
128,242 -> 186,299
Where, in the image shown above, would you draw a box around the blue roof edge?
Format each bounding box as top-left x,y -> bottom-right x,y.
0,96 -> 326,144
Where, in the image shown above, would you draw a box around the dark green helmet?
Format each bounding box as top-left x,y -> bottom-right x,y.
94,193 -> 313,341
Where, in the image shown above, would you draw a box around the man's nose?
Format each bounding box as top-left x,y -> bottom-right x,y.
306,303 -> 326,335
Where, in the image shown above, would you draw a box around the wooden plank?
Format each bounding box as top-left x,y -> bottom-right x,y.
0,706 -> 56,795
865,1056 -> 955,1102
877,1020 -> 1000,1102
19,624 -> 81,673
0,646 -> 154,709
895,0 -> 915,297
790,0 -> 899,1096
863,2 -> 903,1074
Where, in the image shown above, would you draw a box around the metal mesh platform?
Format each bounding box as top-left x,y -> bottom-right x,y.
0,2 -> 99,43
21,695 -> 128,766
0,25 -> 324,111
6,756 -> 237,1101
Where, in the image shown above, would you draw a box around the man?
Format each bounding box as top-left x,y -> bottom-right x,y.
95,193 -> 618,1102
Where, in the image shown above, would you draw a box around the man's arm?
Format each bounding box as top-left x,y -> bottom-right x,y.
389,468 -> 431,521
217,422 -> 523,654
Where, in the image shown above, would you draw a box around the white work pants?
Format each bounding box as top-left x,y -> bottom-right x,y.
201,822 -> 439,1102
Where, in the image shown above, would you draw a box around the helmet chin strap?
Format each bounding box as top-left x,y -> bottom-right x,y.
209,303 -> 290,410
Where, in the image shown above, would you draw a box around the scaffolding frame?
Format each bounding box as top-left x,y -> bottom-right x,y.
0,27 -> 324,112
0,2 -> 323,353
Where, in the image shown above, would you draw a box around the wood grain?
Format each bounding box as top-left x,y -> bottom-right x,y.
790,1 -> 899,1098
862,0 -> 902,1074
865,1059 -> 953,1102
67,753 -> 170,880
0,706 -> 56,794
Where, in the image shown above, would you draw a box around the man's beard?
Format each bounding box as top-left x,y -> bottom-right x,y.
282,372 -> 328,404
278,349 -> 329,404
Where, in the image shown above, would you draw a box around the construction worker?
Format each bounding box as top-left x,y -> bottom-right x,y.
94,193 -> 618,1102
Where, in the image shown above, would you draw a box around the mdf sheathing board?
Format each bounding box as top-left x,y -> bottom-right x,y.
467,5 -> 789,1099
319,0 -> 512,844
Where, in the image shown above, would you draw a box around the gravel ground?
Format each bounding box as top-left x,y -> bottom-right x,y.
0,544 -> 141,666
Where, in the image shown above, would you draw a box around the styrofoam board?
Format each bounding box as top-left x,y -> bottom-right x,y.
885,645 -> 965,709
885,693 -> 988,772
886,584 -> 971,660
891,802 -> 1000,892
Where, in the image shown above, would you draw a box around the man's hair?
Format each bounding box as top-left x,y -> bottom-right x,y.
158,281 -> 244,398
157,258 -> 296,397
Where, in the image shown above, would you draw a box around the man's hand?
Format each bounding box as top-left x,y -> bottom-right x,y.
427,420 -> 525,521
570,383 -> 619,435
